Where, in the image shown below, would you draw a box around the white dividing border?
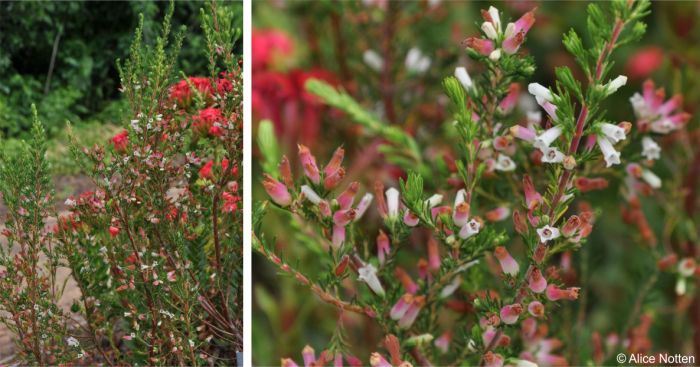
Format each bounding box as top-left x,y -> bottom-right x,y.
242,0 -> 252,365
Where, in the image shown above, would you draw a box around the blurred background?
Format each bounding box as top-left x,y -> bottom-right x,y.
0,1 -> 242,175
252,1 -> 700,365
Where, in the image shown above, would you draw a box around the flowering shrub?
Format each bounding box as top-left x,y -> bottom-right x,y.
254,1 -> 699,365
0,3 -> 242,365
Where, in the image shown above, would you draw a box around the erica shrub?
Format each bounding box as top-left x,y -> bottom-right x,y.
0,2 -> 242,366
253,1 -> 697,365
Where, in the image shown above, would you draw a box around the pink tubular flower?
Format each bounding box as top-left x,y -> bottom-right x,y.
323,168 -> 345,191
369,353 -> 391,367
390,293 -> 413,320
574,177 -> 609,192
528,267 -> 547,293
502,9 -> 536,54
337,182 -> 359,210
510,125 -> 536,142
561,215 -> 581,237
528,301 -> 545,318
453,202 -> 470,227
523,175 -> 542,209
483,351 -> 505,367
298,144 -> 320,185
494,246 -> 519,276
499,83 -> 521,113
435,331 -> 452,354
324,147 -> 345,177
398,295 -> 425,329
464,37 -> 495,56
377,230 -> 390,265
403,210 -> 419,227
486,207 -> 510,222
110,130 -> 129,152
546,284 -> 580,301
630,79 -> 691,134
500,303 -> 523,324
263,174 -> 292,207
302,345 -> 315,367
355,193 -> 373,220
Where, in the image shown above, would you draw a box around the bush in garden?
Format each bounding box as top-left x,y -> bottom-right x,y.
255,1 -> 698,365
0,2 -> 242,365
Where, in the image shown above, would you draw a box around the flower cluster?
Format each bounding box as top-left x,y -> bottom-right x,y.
256,2 -> 666,366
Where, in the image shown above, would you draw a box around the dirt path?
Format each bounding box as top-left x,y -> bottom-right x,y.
0,175 -> 93,361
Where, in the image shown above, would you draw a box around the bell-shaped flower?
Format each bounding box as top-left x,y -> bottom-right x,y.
641,137 -> 661,160
537,225 -> 560,243
599,122 -> 626,143
603,75 -> 627,96
263,174 -> 292,207
298,144 -> 320,184
459,219 -> 481,239
534,126 -> 562,149
500,303 -> 523,324
528,301 -> 545,318
385,188 -> 400,219
358,263 -> 385,297
494,246 -> 519,276
596,136 -> 621,167
528,267 -> 547,293
454,66 -> 473,91
540,146 -> 564,164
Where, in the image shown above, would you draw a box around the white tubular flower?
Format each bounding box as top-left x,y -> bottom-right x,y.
489,49 -> 502,61
600,123 -> 626,143
300,185 -> 322,204
527,111 -> 542,126
641,169 -> 662,189
515,360 -> 539,367
641,137 -> 661,160
454,189 -> 467,206
481,22 -> 499,40
454,67 -> 473,91
528,83 -> 553,102
604,75 -> 627,96
679,258 -> 697,277
358,263 -> 385,297
488,6 -> 501,31
536,225 -> 560,243
534,126 -> 563,149
405,48 -> 431,74
355,193 -> 374,220
540,146 -> 564,164
630,93 -> 651,119
676,277 -> 687,296
596,136 -> 621,167
440,276 -> 462,298
426,194 -> 444,208
385,187 -> 400,218
66,337 -> 80,347
494,154 -> 516,171
363,49 -> 384,72
459,219 -> 481,239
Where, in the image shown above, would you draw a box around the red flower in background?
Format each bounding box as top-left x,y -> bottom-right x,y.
193,107 -> 224,136
252,29 -> 293,71
252,28 -> 340,147
170,77 -> 213,106
626,46 -> 664,80
110,130 -> 129,152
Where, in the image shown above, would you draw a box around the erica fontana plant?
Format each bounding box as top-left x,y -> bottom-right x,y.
0,2 -> 242,366
251,1 -> 690,366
